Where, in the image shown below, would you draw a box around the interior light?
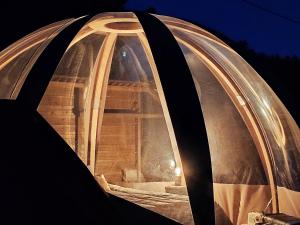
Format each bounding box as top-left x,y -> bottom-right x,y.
175,167 -> 181,176
175,167 -> 182,186
170,159 -> 176,169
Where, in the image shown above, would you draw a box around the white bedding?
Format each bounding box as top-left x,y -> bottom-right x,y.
108,184 -> 194,225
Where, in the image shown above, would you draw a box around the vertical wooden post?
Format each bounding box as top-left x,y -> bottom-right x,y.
83,44 -> 95,166
73,87 -> 80,154
88,33 -> 117,175
137,90 -> 142,182
73,87 -> 86,162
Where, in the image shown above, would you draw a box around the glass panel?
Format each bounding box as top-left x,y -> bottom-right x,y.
0,46 -> 38,98
0,19 -> 73,99
38,32 -> 106,163
181,44 -> 268,185
180,31 -> 300,192
179,43 -> 271,225
96,35 -> 194,225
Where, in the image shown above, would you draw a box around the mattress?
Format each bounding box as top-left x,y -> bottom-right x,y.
108,184 -> 194,225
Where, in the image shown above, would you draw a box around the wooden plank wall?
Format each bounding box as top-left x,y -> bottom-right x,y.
38,81 -> 86,163
95,87 -> 138,183
39,81 -> 140,183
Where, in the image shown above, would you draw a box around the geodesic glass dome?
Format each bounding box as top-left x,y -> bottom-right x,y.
0,12 -> 299,225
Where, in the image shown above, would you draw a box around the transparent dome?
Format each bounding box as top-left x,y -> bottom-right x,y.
0,12 -> 299,225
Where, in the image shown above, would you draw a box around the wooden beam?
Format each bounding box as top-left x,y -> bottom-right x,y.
88,33 -> 117,175
137,88 -> 142,182
82,42 -> 96,165
83,37 -> 107,169
103,113 -> 163,119
107,83 -> 159,101
73,87 -> 80,155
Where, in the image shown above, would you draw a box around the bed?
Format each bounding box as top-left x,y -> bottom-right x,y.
108,183 -> 194,225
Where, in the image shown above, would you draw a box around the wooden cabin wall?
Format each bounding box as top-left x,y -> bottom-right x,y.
39,81 -> 87,163
39,81 -> 171,184
95,86 -> 139,183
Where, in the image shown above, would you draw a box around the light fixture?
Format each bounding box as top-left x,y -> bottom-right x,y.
175,167 -> 182,186
170,159 -> 176,169
175,167 -> 181,176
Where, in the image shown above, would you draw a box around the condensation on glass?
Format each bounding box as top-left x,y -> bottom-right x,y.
0,19 -> 74,99
179,43 -> 271,225
197,39 -> 300,191
192,36 -> 300,218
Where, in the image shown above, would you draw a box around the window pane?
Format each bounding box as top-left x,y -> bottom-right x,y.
38,33 -> 106,163
180,43 -> 268,185
0,46 -> 38,98
168,28 -> 273,224
0,20 -> 72,99
184,31 -> 300,191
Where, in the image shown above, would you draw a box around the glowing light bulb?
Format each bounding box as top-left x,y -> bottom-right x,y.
175,167 -> 181,176
170,160 -> 175,169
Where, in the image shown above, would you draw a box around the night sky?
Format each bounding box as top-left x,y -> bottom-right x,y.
126,0 -> 300,57
1,0 -> 300,57
0,0 -> 299,122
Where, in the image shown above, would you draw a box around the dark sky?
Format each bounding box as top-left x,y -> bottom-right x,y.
0,0 -> 298,121
126,0 -> 300,57
1,0 -> 300,57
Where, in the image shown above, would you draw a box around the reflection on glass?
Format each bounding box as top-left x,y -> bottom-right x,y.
0,46 -> 38,98
0,20 -> 71,99
39,33 -> 105,163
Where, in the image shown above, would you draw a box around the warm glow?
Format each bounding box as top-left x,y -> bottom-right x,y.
170,159 -> 176,169
175,167 -> 181,176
